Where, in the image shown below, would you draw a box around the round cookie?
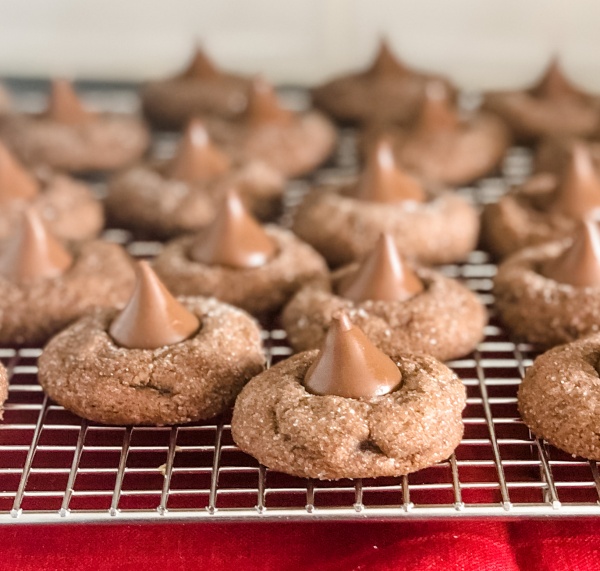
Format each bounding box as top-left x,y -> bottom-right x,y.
38,263 -> 265,426
361,82 -> 510,186
483,59 -> 600,142
292,139 -> 479,267
0,80 -> 149,173
481,143 -> 600,258
0,210 -> 135,345
232,314 -> 466,480
282,234 -> 486,360
312,39 -> 455,126
494,220 -> 600,349
153,190 -> 328,316
518,334 -> 600,460
206,77 -> 336,178
0,142 -> 103,242
141,46 -> 251,129
106,120 -> 284,238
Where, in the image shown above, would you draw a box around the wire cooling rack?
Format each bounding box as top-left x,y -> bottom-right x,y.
0,85 -> 599,524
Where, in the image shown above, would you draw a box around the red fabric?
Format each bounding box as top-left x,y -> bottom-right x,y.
2,520 -> 600,571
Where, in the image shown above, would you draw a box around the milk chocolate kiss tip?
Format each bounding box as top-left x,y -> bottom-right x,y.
0,208 -> 72,283
353,139 -> 426,204
541,219 -> 600,287
532,58 -> 581,100
337,233 -> 424,303
189,189 -> 276,269
0,142 -> 39,203
109,261 -> 200,350
303,312 -> 402,399
245,76 -> 293,126
180,46 -> 220,80
416,81 -> 459,133
551,143 -> 600,218
46,79 -> 92,125
168,118 -> 230,183
369,39 -> 406,77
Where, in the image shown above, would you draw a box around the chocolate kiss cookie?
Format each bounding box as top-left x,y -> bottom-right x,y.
518,334 -> 600,460
206,76 -> 336,177
106,120 -> 284,238
311,39 -> 455,126
483,59 -> 600,142
141,46 -> 251,129
232,313 -> 466,479
494,219 -> 600,348
0,142 -> 103,242
292,138 -> 479,266
482,143 -> 600,258
38,261 -> 265,425
362,82 -> 510,186
0,209 -> 135,345
0,79 -> 149,172
283,233 -> 486,360
153,190 -> 328,315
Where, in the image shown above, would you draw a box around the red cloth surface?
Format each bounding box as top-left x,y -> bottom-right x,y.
2,520 -> 600,571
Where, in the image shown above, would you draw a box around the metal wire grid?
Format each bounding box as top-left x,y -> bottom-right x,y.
0,87 -> 599,524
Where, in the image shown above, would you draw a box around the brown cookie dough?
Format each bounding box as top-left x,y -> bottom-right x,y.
282,264 -> 486,361
232,349 -> 466,480
0,363 -> 7,419
141,47 -> 251,129
482,144 -> 600,258
535,136 -> 600,175
361,83 -> 510,186
311,40 -> 455,126
483,60 -> 600,142
518,334 -> 600,460
0,144 -> 103,242
154,225 -> 328,316
38,297 -> 266,425
105,121 -> 284,238
0,83 -> 11,117
293,185 -> 479,267
0,80 -> 149,173
494,223 -> 600,349
206,77 -> 336,178
0,233 -> 136,346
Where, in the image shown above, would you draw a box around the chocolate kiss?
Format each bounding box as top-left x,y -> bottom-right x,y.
541,220 -> 600,287
550,143 -> 600,218
189,190 -> 276,269
168,119 -> 230,183
531,58 -> 582,100
0,209 -> 72,283
0,142 -> 39,204
352,139 -> 426,203
304,313 -> 401,399
368,39 -> 407,77
109,261 -> 200,350
180,46 -> 221,80
415,81 -> 459,133
245,77 -> 293,126
45,79 -> 92,125
337,234 -> 424,302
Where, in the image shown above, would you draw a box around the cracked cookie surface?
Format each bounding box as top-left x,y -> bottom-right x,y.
38,297 -> 266,425
231,351 -> 466,479
518,334 -> 600,460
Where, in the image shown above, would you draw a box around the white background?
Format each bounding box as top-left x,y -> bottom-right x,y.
0,0 -> 599,91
